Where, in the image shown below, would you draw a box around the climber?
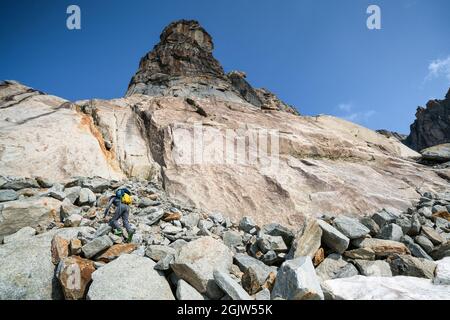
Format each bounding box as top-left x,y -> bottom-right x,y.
104,188 -> 135,242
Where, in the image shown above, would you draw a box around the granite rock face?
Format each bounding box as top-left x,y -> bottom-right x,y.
405,88 -> 450,151
1,21 -> 450,227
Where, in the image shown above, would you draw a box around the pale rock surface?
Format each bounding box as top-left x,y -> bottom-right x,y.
1,21 -> 449,226
323,275 -> 450,300
176,279 -> 207,300
0,197 -> 61,237
2,226 -> 36,244
171,236 -> 233,299
434,257 -> 450,285
87,254 -> 174,300
0,227 -> 93,300
271,257 -> 324,300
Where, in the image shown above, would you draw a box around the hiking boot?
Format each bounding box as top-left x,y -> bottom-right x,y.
126,230 -> 135,243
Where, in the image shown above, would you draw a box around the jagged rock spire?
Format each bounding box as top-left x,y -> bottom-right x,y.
126,19 -> 299,115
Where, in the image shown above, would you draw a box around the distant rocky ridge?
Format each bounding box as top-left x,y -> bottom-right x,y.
405,88 -> 450,151
126,20 -> 298,115
376,130 -> 407,142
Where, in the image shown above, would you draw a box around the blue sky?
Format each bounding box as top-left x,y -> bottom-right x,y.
0,0 -> 449,134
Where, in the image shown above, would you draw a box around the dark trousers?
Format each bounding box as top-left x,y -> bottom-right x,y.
109,202 -> 132,233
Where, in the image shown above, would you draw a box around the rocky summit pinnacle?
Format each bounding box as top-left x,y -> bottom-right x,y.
126,20 -> 299,115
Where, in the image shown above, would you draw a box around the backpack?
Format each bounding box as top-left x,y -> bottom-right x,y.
115,188 -> 132,205
121,193 -> 132,205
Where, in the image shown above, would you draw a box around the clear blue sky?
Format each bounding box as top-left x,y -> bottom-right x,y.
1,0 -> 449,134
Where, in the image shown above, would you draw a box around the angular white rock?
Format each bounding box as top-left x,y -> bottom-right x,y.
434,257 -> 450,285
323,275 -> 450,300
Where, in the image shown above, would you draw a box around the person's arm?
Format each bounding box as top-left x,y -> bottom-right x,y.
103,197 -> 115,217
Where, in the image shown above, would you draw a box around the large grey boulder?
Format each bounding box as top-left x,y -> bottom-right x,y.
418,207 -> 433,218
317,219 -> 349,254
81,235 -> 113,259
372,209 -> 400,228
254,288 -> 271,300
323,275 -> 450,300
389,255 -> 436,279
401,236 -> 433,260
288,218 -> 322,259
87,254 -> 174,300
420,143 -> 450,162
171,236 -> 233,299
378,223 -> 403,242
239,217 -> 256,233
344,248 -> 376,260
145,245 -> 176,262
354,260 -> 392,277
334,263 -> 359,279
47,184 -> 66,201
60,198 -> 82,220
0,197 -> 61,237
64,186 -> 81,204
421,226 -> 445,245
261,223 -> 295,247
64,213 -> 82,227
333,216 -> 370,239
271,257 -> 324,300
234,254 -> 275,276
431,241 -> 450,260
222,231 -> 243,249
257,234 -> 287,253
409,214 -> 421,236
81,177 -> 111,193
78,188 -> 96,205
434,257 -> 450,285
2,226 -> 36,244
352,238 -> 410,257
0,177 -> 39,190
414,235 -> 434,254
236,255 -> 277,295
359,217 -> 380,236
395,216 -> 413,235
144,209 -> 165,226
213,271 -> 252,300
0,190 -> 18,202
315,254 -> 353,281
0,227 -> 92,300
36,177 -> 54,188
180,212 -> 200,228
176,279 -> 207,300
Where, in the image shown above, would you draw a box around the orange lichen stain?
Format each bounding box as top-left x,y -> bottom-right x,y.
77,112 -> 122,173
